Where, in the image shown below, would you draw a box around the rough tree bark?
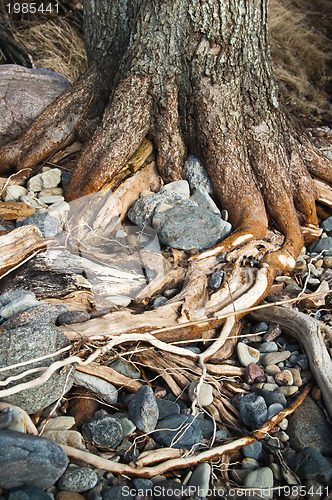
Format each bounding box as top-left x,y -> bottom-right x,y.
0,0 -> 331,273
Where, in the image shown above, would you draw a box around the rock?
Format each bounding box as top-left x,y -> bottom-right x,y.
263,382 -> 278,391
58,466 -> 99,492
258,342 -> 278,353
323,256 -> 332,269
0,201 -> 36,220
39,195 -> 65,205
156,399 -> 180,420
0,429 -> 68,489
73,371 -> 118,405
244,467 -> 274,498
107,296 -> 132,307
2,186 -> 28,202
190,187 -> 220,215
262,351 -> 291,366
244,363 -> 266,384
274,431 -> 289,442
67,387 -> 100,429
6,407 -> 26,433
47,201 -> 70,224
20,194 -> 47,210
279,418 -> 288,430
263,324 -> 282,342
321,216 -> 332,233
182,154 -> 213,195
237,343 -> 260,367
0,65 -> 70,144
208,271 -> 224,290
39,188 -> 64,198
56,493 -> 86,500
287,447 -> 331,483
267,403 -> 284,419
287,396 -> 332,455
198,415 -> 214,440
242,441 -> 263,460
132,478 -> 154,495
277,386 -> 298,397
128,191 -> 197,227
0,324 -> 73,414
102,485 -> 133,500
108,358 -> 141,380
216,429 -> 228,440
152,296 -> 168,308
17,212 -> 60,237
128,385 -> 159,433
119,417 -> 136,437
43,430 -> 86,450
7,485 -> 51,499
0,294 -> 40,319
274,369 -> 294,387
237,394 -> 268,430
264,365 -> 280,376
242,458 -> 259,469
154,202 -> 174,213
160,180 -> 190,198
82,414 -> 123,448
251,322 -> 269,334
57,310 -> 90,325
0,289 -> 35,307
27,168 -> 62,192
152,205 -> 231,250
311,387 -> 322,401
0,407 -> 13,429
2,303 -> 67,329
188,381 -> 213,407
153,414 -> 202,450
256,388 -> 287,408
187,462 -> 211,498
310,237 -> 332,257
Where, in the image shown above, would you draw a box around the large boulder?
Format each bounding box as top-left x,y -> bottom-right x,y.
0,65 -> 70,144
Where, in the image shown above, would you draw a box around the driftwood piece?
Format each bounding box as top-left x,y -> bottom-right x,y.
76,362 -> 142,392
0,201 -> 35,219
313,177 -> 332,209
252,305 -> 332,418
0,225 -> 46,278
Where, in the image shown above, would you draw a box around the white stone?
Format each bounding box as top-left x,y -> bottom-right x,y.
267,403 -> 284,419
237,342 -> 260,367
279,418 -> 288,430
48,201 -> 70,224
73,371 -> 118,405
43,429 -> 86,450
154,202 -> 173,213
2,185 -> 28,202
263,383 -> 279,391
20,194 -> 47,209
115,229 -> 128,238
190,187 -> 220,215
27,168 -> 61,192
160,180 -> 190,198
39,195 -> 65,205
108,295 -> 132,307
7,407 -> 26,433
188,381 -> 213,407
39,416 -> 75,431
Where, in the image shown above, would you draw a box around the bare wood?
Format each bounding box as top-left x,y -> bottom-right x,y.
42,290 -> 94,312
76,362 -> 142,392
0,201 -> 35,219
313,177 -> 332,208
0,225 -> 46,277
61,384 -> 311,477
132,448 -> 184,468
205,364 -> 245,377
252,305 -> 332,418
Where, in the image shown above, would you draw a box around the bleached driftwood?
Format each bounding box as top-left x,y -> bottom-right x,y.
314,177 -> 332,209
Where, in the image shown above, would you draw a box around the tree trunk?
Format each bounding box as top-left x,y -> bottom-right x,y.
0,0 -> 331,273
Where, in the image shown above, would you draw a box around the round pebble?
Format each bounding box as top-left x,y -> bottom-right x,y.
188,381 -> 213,407
258,342 -> 278,353
237,342 -> 260,367
82,415 -> 123,448
274,370 -> 294,386
265,365 -> 280,376
279,418 -> 288,430
263,383 -> 278,391
244,363 -> 266,384
244,467 -> 274,497
58,466 -> 98,492
242,441 -> 262,460
277,385 -> 298,397
288,368 -> 302,387
242,458 -> 259,469
267,403 -> 284,419
274,431 -> 289,442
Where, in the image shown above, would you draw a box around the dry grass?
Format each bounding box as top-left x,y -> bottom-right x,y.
3,0 -> 332,122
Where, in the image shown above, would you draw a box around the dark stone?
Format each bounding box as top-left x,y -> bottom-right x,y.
57,310 -> 90,325
197,416 -> 214,440
58,466 -> 99,492
287,447 -> 332,483
8,485 -> 51,499
182,154 -> 214,195
208,271 -> 224,290
242,441 -> 263,460
287,396 -> 332,456
310,237 -> 332,256
82,414 -> 123,448
321,216 -> 332,233
132,478 -> 154,495
153,414 -> 202,450
156,399 -> 180,420
251,322 -> 269,334
152,296 -> 168,309
0,430 -> 68,489
2,304 -> 67,329
152,479 -> 187,500
102,485 -> 133,500
256,388 -> 287,409
244,363 -> 266,384
107,359 -> 141,380
128,385 -> 159,433
0,407 -> 13,429
17,213 -> 60,238
0,65 -> 70,144
0,324 -> 73,414
152,205 -> 231,251
238,394 -> 268,430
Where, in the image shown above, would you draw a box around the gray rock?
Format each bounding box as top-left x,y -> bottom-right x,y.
102,485 -> 133,500
128,191 -> 197,227
287,447 -> 331,483
188,462 -> 211,498
321,216 -> 332,233
153,414 -> 202,449
57,310 -> 90,325
2,303 -> 67,329
17,213 -> 60,237
190,187 -> 220,215
0,324 -> 73,414
258,342 -> 278,353
215,429 -> 228,440
183,155 -> 213,195
243,467 -> 274,498
0,65 -> 70,144
208,271 -> 224,290
310,237 -> 332,256
0,289 -> 35,307
287,396 -> 332,455
152,296 -> 168,308
132,478 -> 154,495
27,168 -> 62,192
128,385 -> 159,433
82,414 -> 123,448
251,322 -> 269,334
119,417 -> 136,437
262,350 -> 291,366
0,407 -> 13,429
7,485 -> 51,499
0,294 -> 39,319
242,441 -> 263,460
238,394 -> 268,430
152,205 -> 231,250
267,403 -> 284,419
256,388 -> 287,408
73,371 -> 118,405
0,429 -> 68,489
20,194 -> 47,210
160,180 -> 190,198
58,466 -> 99,492
156,399 -> 180,420
198,416 -> 214,440
108,358 -> 141,380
